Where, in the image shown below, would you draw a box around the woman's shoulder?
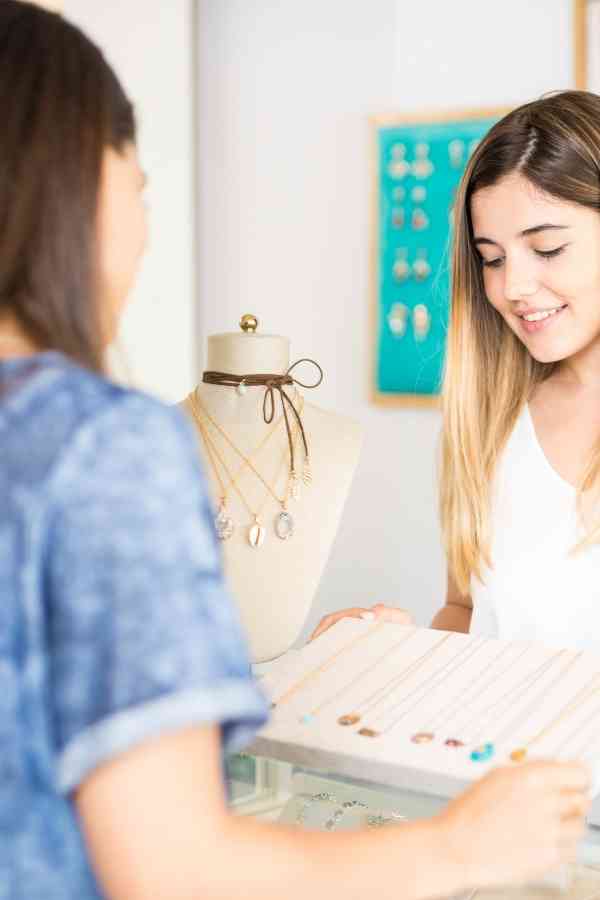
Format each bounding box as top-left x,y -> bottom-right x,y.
44,351 -> 184,426
55,360 -> 196,472
2,352 -> 197,492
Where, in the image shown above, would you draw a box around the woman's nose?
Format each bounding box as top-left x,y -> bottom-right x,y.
504,260 -> 538,302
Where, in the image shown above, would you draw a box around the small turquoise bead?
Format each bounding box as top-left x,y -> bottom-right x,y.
470,743 -> 495,762
300,714 -> 315,724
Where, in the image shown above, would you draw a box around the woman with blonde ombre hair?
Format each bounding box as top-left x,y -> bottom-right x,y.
314,90 -> 600,652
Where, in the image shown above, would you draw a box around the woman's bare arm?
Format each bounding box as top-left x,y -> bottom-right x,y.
76,725 -> 465,900
75,724 -> 588,900
430,574 -> 472,632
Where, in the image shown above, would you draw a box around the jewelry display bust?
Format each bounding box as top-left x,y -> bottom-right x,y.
178,316 -> 363,663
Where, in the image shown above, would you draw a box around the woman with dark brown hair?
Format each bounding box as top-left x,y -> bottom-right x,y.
0,4 -> 589,898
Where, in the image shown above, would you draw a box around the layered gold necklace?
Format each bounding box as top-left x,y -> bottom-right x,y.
187,390 -> 307,547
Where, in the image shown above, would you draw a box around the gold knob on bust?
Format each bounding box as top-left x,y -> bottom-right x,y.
240,314 -> 259,334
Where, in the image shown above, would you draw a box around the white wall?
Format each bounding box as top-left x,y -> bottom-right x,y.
196,0 -> 575,640
61,1 -> 575,641
63,0 -> 197,403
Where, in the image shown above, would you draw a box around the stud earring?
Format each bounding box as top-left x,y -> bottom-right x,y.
388,302 -> 408,337
413,249 -> 431,282
412,142 -> 434,179
391,207 -> 405,229
448,138 -> 465,169
388,143 -> 410,180
392,248 -> 410,282
411,185 -> 427,204
411,208 -> 429,231
413,303 -> 431,341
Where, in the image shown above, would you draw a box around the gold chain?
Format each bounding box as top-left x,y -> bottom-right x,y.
356,637 -> 484,738
196,415 -> 292,519
272,622 -> 387,710
188,392 -> 303,508
191,413 -> 228,503
192,389 -> 305,496
305,628 -> 418,721
186,391 -> 288,493
553,698 -> 600,758
509,669 -> 600,763
467,648 -> 572,747
337,633 -> 453,729
488,650 -> 581,749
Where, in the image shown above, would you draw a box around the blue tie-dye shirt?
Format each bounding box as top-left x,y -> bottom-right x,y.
0,352 -> 268,898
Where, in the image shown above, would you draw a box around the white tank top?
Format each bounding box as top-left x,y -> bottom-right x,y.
470,405 -> 600,652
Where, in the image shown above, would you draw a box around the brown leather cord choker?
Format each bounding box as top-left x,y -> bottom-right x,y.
202,358 -> 323,480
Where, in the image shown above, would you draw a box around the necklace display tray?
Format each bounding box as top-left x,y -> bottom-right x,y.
250,619 -> 600,803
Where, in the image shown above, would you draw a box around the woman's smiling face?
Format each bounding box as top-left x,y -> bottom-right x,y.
470,173 -> 600,366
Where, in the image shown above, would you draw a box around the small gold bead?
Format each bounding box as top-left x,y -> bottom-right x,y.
338,714 -> 360,726
411,732 -> 434,744
510,748 -> 527,763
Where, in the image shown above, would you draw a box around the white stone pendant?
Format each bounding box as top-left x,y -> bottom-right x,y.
215,503 -> 234,541
248,517 -> 266,549
275,510 -> 295,541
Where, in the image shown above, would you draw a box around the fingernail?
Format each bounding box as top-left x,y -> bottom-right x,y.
360,611 -> 376,621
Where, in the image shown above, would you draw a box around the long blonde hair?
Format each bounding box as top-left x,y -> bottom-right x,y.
441,90 -> 600,595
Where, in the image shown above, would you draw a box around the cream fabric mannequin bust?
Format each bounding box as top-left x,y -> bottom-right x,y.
179,318 -> 363,662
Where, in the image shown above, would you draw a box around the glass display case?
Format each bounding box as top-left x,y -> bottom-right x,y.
226,749 -> 600,899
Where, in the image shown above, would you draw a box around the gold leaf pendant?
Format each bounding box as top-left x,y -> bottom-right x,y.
302,459 -> 313,486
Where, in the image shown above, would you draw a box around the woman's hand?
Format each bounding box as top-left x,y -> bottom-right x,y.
438,760 -> 591,888
309,604 -> 413,642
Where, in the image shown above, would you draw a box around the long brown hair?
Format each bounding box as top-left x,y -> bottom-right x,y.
0,1 -> 135,372
441,90 -> 600,595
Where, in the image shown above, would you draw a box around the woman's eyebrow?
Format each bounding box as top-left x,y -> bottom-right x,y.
474,224 -> 570,247
520,223 -> 570,237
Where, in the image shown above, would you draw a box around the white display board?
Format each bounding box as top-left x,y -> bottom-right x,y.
252,620 -> 600,800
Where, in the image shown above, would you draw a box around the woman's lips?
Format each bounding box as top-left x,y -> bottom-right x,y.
517,305 -> 567,334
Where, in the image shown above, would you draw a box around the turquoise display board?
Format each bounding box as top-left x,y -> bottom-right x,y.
372,110 -> 504,406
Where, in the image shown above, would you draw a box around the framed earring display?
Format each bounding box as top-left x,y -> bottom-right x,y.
371,108 -> 508,408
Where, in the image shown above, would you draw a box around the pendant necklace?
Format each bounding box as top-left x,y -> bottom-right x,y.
551,696 -> 600,760
468,648 -> 579,763
337,633 -> 453,728
195,389 -> 311,499
299,626 -> 418,724
271,621 -> 386,710
356,637 -> 487,739
507,670 -> 600,764
196,414 -> 294,547
409,642 -> 523,748
186,391 -> 289,539
188,392 -> 303,543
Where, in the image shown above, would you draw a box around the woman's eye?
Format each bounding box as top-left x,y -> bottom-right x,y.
481,257 -> 504,269
535,245 -> 566,259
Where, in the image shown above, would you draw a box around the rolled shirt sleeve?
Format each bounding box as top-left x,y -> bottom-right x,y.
45,393 -> 268,794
